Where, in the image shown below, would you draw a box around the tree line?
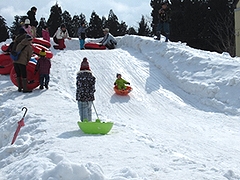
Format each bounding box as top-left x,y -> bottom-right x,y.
0,1 -> 238,56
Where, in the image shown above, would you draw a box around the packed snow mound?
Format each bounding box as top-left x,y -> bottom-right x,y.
117,35 -> 240,114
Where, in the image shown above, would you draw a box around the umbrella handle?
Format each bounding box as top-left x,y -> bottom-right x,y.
22,107 -> 28,118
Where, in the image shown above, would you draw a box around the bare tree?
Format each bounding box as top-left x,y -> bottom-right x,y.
207,12 -> 235,56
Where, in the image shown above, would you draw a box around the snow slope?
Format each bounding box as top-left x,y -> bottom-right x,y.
0,35 -> 240,180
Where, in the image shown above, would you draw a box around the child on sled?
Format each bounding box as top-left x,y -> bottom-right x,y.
114,73 -> 130,90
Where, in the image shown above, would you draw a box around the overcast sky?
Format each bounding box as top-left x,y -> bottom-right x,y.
0,0 -> 152,28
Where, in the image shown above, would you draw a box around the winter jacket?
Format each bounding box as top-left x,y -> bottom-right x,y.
54,28 -> 70,40
11,33 -> 26,53
158,7 -> 171,23
35,57 -> 51,74
42,29 -> 50,42
77,26 -> 86,40
99,33 -> 117,49
114,78 -> 129,90
27,10 -> 38,27
76,70 -> 96,102
14,38 -> 33,66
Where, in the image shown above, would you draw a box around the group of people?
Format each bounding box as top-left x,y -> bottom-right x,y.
76,58 -> 130,122
9,6 -> 51,93
9,6 -> 119,122
52,23 -> 117,50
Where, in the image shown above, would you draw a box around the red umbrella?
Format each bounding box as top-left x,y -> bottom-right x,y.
11,107 -> 27,145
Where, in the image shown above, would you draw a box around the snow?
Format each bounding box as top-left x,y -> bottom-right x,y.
1,35 -> 240,180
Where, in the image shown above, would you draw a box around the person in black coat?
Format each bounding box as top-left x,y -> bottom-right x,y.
27,6 -> 38,38
156,2 -> 171,42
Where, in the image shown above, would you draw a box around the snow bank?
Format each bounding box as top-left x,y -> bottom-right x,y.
117,35 -> 240,114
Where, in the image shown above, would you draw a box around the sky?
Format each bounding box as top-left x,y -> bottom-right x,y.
0,35 -> 240,179
0,0 -> 152,28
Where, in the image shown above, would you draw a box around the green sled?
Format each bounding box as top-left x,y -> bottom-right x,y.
77,119 -> 113,135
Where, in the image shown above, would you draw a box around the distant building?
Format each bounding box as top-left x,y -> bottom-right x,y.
235,0 -> 240,56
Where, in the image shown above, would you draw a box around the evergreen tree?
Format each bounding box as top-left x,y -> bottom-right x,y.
87,11 -> 103,38
127,27 -> 137,35
47,3 -> 62,36
150,0 -> 167,36
9,15 -> 23,37
118,21 -> 128,36
62,10 -> 73,36
138,15 -> 152,37
105,9 -> 120,36
151,0 -> 236,56
79,13 -> 87,24
0,16 -> 9,42
71,15 -> 81,37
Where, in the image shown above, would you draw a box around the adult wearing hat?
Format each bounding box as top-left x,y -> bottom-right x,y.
27,6 -> 38,38
35,49 -> 51,89
13,34 -> 33,93
53,24 -> 71,50
99,28 -> 117,49
76,57 -> 96,122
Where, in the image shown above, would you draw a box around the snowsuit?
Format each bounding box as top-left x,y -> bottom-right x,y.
114,78 -> 129,90
77,25 -> 86,49
35,57 -> 51,89
99,33 -> 117,49
42,29 -> 50,42
76,70 -> 96,121
156,7 -> 171,42
53,27 -> 70,50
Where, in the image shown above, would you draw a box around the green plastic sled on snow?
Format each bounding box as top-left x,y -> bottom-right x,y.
77,119 -> 113,135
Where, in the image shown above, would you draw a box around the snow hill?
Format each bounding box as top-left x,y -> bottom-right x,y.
0,35 -> 240,180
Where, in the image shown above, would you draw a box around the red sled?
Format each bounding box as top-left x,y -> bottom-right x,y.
114,86 -> 132,96
84,42 -> 106,50
1,44 -> 9,52
0,54 -> 13,75
10,58 -> 40,90
32,44 -> 53,59
32,38 -> 51,48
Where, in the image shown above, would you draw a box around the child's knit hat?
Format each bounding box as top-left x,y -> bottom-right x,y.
39,49 -> 46,57
80,57 -> 90,70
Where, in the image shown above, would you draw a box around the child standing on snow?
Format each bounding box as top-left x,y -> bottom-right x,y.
114,73 -> 130,90
42,25 -> 50,42
35,49 -> 51,89
76,57 -> 96,121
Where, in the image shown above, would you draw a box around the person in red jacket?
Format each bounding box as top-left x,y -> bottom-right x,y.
35,49 -> 51,89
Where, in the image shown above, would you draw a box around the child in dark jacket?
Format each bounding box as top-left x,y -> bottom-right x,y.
35,49 -> 51,89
